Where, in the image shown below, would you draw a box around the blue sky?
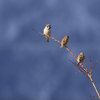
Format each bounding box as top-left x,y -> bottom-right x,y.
0,0 -> 100,100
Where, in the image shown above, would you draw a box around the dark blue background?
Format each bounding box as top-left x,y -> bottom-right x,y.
0,0 -> 100,100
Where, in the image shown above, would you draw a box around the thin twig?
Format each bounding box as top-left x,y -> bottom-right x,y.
69,60 -> 91,81
32,28 -> 61,43
93,95 -> 95,100
93,60 -> 98,70
90,95 -> 93,100
89,55 -> 92,72
85,60 -> 88,70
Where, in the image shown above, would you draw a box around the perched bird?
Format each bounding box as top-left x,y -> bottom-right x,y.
43,24 -> 51,42
77,52 -> 85,66
60,36 -> 69,49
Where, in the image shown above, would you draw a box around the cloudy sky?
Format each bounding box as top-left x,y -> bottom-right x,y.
0,0 -> 100,100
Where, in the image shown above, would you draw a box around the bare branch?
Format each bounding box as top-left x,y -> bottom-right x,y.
90,95 -> 95,100
76,70 -> 81,73
89,55 -> 92,71
93,60 -> 98,70
69,60 -> 91,81
93,95 -> 95,100
32,28 -> 61,43
90,95 -> 93,100
33,28 -> 100,99
32,28 -> 43,35
85,60 -> 88,70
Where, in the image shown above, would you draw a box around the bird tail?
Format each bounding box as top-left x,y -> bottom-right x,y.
60,45 -> 63,49
77,62 -> 79,66
46,37 -> 49,42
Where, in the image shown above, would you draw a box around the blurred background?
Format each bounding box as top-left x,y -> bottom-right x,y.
0,0 -> 100,100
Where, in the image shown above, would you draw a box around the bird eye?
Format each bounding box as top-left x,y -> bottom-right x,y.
48,26 -> 51,29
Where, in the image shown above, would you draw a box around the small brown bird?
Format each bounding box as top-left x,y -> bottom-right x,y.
60,36 -> 69,49
43,24 -> 51,42
77,52 -> 85,66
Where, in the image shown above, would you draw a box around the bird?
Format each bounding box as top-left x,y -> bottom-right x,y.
43,24 -> 51,42
60,36 -> 69,49
77,52 -> 85,66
